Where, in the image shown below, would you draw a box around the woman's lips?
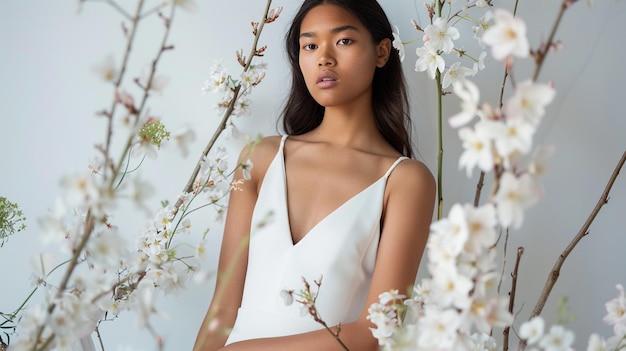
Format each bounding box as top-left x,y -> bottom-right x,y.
316,71 -> 338,88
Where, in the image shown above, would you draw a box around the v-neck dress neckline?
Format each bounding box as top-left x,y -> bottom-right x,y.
225,135 -> 408,345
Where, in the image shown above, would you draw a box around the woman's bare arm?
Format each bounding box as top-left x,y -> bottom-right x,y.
193,137 -> 282,351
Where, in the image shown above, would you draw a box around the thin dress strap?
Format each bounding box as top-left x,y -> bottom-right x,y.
278,134 -> 289,152
383,156 -> 409,178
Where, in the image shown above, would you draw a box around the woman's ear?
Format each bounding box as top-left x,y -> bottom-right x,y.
376,38 -> 392,68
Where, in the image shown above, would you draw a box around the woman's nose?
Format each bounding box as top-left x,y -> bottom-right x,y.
317,46 -> 336,67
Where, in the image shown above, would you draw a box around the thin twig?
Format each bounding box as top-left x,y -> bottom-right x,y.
171,0 -> 274,217
108,4 -> 177,189
519,150 -> 626,350
102,0 -> 145,181
503,247 -> 524,351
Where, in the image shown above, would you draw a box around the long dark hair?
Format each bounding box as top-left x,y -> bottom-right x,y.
281,0 -> 413,158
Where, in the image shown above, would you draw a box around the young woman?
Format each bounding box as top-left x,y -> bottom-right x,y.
194,1 -> 435,350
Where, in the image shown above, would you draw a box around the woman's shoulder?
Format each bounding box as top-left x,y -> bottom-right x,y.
388,157 -> 436,195
237,135 -> 285,182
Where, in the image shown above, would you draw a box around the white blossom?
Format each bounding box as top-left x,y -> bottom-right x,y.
443,62 -> 475,89
520,316 -> 545,345
458,121 -> 496,177
587,333 -> 608,351
482,8 -> 530,60
417,306 -> 462,349
538,325 -> 575,351
392,25 -> 405,62
449,79 -> 481,128
494,172 -> 539,229
505,79 -> 555,125
603,284 -> 626,326
423,17 -> 460,54
173,127 -> 196,157
415,45 -> 445,80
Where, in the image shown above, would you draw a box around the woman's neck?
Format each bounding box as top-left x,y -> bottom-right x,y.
304,105 -> 387,152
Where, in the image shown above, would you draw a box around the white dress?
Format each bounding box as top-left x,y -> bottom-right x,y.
225,135 -> 408,345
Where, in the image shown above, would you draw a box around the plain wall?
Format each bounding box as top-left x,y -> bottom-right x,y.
0,0 -> 624,350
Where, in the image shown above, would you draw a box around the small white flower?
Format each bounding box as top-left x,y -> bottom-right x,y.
172,127 -> 196,157
520,316 -> 545,345
442,62 -> 475,89
92,54 -> 118,82
415,45 -> 445,80
392,25 -> 405,62
538,325 -> 575,351
463,203 -> 497,256
449,79 -> 481,128
59,172 -> 100,209
171,0 -> 198,12
603,284 -> 626,326
494,172 -> 540,229
423,17 -> 460,54
417,306 -> 462,349
241,159 -> 253,180
458,121 -> 496,177
482,8 -> 530,60
140,66 -> 170,93
505,79 -> 556,125
280,289 -> 294,306
587,333 -> 607,351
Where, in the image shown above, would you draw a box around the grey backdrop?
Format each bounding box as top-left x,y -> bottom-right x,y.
1,0 -> 625,350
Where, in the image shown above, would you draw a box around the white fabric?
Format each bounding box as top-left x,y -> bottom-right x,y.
225,135 -> 408,344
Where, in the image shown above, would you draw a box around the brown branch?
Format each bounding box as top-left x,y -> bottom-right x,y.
108,3 -> 177,189
532,0 -> 571,81
503,247 -> 524,351
102,0 -> 145,181
171,0 -> 275,217
519,150 -> 626,350
473,171 -> 485,207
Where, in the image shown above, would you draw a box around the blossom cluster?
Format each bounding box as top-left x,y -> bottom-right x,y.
366,3 -> 620,351
4,1 -> 279,348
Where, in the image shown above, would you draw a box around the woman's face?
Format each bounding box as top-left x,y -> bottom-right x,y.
298,4 -> 389,109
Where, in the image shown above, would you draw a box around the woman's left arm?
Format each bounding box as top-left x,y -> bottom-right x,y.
219,159 -> 436,351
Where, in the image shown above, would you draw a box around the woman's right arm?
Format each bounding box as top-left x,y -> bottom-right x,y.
193,137 -> 279,351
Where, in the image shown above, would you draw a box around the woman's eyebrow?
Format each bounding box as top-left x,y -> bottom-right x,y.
299,25 -> 359,39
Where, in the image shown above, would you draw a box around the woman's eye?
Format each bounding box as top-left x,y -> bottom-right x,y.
338,38 -> 353,45
302,43 -> 317,50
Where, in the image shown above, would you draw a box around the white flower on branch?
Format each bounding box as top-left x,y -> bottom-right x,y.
201,60 -> 229,95
59,172 -> 100,210
493,172 -> 539,229
586,333 -> 608,351
170,0 -> 198,12
423,17 -> 460,54
29,252 -> 57,287
173,126 -> 196,157
223,121 -> 240,139
442,62 -> 475,89
429,204 -> 469,260
463,203 -> 497,257
392,25 -> 405,62
241,159 -> 253,180
86,225 -> 129,270
449,79 -> 481,128
416,306 -> 461,349
415,45 -> 445,80
91,54 -> 118,82
476,0 -> 490,8
505,79 -> 555,126
458,121 -> 495,177
482,8 -> 530,60
140,66 -> 170,93
431,268 -> 473,309
538,324 -> 575,351
603,284 -> 626,326
520,316 -> 546,345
